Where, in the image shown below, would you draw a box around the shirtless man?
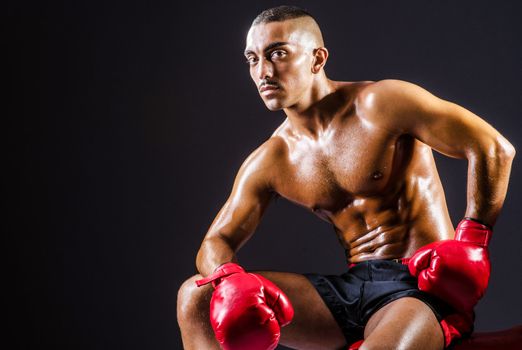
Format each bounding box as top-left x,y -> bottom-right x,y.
176,5 -> 515,350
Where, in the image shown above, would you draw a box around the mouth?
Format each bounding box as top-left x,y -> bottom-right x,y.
260,85 -> 280,94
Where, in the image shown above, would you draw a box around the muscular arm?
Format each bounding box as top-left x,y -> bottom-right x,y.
358,79 -> 516,226
195,139 -> 280,276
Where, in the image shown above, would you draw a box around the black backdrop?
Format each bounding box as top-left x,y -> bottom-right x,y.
7,1 -> 522,349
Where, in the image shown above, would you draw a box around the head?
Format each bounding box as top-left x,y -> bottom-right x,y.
244,6 -> 329,111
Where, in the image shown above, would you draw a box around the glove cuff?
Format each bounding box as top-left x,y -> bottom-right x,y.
195,262 -> 244,288
455,218 -> 493,247
463,216 -> 493,229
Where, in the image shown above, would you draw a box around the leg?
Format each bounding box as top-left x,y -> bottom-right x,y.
177,275 -> 220,350
360,297 -> 444,350
176,271 -> 347,350
257,271 -> 347,350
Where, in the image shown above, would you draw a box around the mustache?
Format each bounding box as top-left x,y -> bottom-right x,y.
259,80 -> 280,89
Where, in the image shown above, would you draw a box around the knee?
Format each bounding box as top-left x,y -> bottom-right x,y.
358,344 -> 376,350
358,341 -> 400,350
176,275 -> 212,323
359,343 -> 392,350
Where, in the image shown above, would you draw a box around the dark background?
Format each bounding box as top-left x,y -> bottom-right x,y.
7,1 -> 522,349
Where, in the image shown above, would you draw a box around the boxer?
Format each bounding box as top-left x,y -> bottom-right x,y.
176,5 -> 515,350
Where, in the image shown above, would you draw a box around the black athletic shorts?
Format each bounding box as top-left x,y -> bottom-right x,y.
303,259 -> 458,346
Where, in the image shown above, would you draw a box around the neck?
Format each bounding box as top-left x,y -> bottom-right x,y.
283,74 -> 337,140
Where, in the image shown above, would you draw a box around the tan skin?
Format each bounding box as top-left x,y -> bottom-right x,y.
177,17 -> 516,350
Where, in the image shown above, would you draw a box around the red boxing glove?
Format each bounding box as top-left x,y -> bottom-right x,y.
195,263 -> 294,350
409,218 -> 492,312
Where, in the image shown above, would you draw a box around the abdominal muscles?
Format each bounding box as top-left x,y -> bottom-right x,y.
322,144 -> 453,263
328,168 -> 454,263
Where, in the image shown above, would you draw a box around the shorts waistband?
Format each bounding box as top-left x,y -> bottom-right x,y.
348,257 -> 411,268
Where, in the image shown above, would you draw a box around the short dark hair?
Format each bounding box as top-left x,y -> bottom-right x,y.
252,5 -> 316,26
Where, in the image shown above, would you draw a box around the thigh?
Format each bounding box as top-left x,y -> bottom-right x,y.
362,297 -> 444,350
256,271 -> 347,350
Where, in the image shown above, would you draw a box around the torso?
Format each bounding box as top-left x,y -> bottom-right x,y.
268,81 -> 454,262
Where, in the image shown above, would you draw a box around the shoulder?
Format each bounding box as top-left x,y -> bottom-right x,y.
235,135 -> 288,188
355,79 -> 434,112
353,79 -> 439,130
245,135 -> 288,170
236,117 -> 291,180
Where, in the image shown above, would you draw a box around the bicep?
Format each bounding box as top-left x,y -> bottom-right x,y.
204,151 -> 275,252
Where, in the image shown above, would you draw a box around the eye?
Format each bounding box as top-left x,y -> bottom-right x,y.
270,50 -> 286,59
245,56 -> 258,65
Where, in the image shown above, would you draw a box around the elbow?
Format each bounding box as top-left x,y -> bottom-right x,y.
496,136 -> 516,162
195,237 -> 215,272
472,136 -> 516,165
195,245 -> 205,274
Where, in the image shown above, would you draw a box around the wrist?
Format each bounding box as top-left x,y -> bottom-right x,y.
455,218 -> 493,247
463,216 -> 493,230
196,262 -> 244,288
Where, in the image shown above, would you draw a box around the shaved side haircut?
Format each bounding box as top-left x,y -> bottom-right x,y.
252,5 -> 316,26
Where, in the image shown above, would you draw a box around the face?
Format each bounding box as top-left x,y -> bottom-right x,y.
244,20 -> 318,111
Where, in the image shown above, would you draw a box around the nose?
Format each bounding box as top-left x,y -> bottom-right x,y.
256,57 -> 274,81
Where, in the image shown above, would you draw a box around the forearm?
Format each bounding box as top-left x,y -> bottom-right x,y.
465,139 -> 515,226
196,234 -> 238,277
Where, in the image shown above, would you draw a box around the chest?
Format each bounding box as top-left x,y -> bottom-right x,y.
274,122 -> 412,213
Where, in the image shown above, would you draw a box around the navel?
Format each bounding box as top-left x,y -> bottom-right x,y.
371,171 -> 383,180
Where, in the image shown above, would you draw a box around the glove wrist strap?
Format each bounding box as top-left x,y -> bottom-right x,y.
195,262 -> 244,287
455,218 -> 493,247
463,216 -> 493,230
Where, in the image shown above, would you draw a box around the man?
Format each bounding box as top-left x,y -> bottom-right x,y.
177,5 -> 515,350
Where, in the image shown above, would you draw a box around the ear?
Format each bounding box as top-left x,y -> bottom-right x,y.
311,47 -> 329,74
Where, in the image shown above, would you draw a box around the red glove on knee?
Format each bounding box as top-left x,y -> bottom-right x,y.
195,263 -> 294,350
409,218 -> 492,312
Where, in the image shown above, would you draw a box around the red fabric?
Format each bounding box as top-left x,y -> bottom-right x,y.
453,325 -> 522,349
347,339 -> 364,349
439,311 -> 474,348
347,325 -> 522,350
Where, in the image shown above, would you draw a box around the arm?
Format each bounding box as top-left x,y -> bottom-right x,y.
357,79 -> 516,226
195,139 -> 294,350
196,139 -> 280,277
357,80 -> 515,338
